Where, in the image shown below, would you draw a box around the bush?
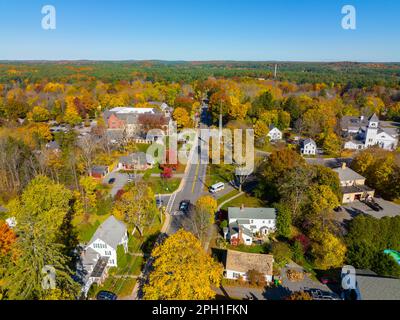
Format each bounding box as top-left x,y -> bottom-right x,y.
247,269 -> 266,287
291,240 -> 305,263
220,220 -> 228,229
271,242 -> 292,267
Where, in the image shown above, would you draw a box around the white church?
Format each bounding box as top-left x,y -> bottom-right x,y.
342,114 -> 398,151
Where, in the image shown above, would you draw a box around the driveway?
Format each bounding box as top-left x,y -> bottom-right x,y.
340,198 -> 400,222
215,286 -> 268,300
103,171 -> 129,198
278,262 -> 339,299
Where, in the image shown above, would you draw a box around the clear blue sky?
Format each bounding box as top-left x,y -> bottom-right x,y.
0,0 -> 399,61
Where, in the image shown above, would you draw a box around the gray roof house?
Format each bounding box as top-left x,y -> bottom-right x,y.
227,207 -> 277,246
300,138 -> 317,155
118,152 -> 155,171
87,215 -> 128,250
332,163 -> 375,204
79,216 -> 128,296
333,163 -> 366,183
344,269 -> 400,300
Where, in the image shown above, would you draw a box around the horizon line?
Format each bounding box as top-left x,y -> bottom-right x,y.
1,59 -> 400,64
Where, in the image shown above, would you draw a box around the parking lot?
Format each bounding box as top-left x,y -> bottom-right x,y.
339,198 -> 400,221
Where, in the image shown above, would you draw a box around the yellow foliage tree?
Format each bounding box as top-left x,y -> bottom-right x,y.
311,230 -> 347,270
64,97 -> 82,126
195,195 -> 218,224
143,230 -> 223,300
173,107 -> 191,129
31,106 -> 50,122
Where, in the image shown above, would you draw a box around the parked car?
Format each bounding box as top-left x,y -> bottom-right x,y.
179,200 -> 190,213
320,275 -> 338,285
362,198 -> 381,212
156,198 -> 164,208
334,206 -> 343,213
96,291 -> 117,300
108,178 -> 116,184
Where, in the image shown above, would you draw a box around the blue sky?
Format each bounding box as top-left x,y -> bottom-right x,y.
0,0 -> 399,61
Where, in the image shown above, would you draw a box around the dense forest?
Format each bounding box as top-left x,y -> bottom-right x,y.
1,61 -> 400,87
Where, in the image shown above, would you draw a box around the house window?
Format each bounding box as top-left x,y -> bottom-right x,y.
232,272 -> 241,279
105,251 -> 111,256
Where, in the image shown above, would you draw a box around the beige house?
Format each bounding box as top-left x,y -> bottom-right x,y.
223,250 -> 274,282
333,163 -> 375,204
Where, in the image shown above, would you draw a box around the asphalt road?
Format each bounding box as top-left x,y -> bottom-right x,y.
166,105 -> 211,234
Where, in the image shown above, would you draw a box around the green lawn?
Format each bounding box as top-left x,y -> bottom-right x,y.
135,143 -> 152,153
221,193 -> 266,210
217,189 -> 241,206
74,214 -> 112,243
206,164 -> 234,189
227,243 -> 268,254
144,177 -> 181,194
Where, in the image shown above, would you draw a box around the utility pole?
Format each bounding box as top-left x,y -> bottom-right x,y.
219,101 -> 223,144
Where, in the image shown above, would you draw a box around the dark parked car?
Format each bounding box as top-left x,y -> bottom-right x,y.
179,200 -> 190,213
156,198 -> 164,208
334,206 -> 343,212
108,178 -> 116,184
363,198 -> 381,212
96,291 -> 117,300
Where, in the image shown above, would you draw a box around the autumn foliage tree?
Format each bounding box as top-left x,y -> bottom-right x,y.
0,221 -> 16,258
143,230 -> 223,300
4,175 -> 79,300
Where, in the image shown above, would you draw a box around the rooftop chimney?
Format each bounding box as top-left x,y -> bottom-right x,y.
360,115 -> 365,122
240,204 -> 245,211
342,162 -> 347,170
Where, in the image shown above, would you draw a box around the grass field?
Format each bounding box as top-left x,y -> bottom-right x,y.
221,193 -> 266,210
144,177 -> 181,194
217,189 -> 241,206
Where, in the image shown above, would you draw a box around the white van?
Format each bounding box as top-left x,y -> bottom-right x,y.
209,182 -> 225,194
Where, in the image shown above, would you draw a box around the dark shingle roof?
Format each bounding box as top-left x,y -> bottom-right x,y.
356,270 -> 400,300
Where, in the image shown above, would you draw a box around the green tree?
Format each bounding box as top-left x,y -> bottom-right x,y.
4,176 -> 79,300
271,242 -> 292,267
274,203 -> 292,238
113,182 -> 157,236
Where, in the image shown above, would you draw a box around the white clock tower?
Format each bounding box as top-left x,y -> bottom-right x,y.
365,113 -> 379,148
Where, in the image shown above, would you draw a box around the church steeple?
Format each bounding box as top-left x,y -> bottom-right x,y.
368,113 -> 379,128
365,113 -> 379,147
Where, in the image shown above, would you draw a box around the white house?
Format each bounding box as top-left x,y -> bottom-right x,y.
301,138 -> 317,155
267,125 -> 283,141
342,114 -> 398,151
79,216 -> 128,295
227,207 -> 277,246
224,250 -> 274,283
